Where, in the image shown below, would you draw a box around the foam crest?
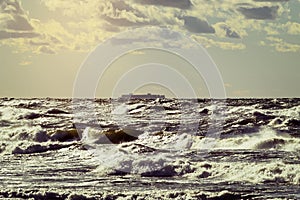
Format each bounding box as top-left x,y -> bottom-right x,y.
192,128 -> 300,151
208,161 -> 300,185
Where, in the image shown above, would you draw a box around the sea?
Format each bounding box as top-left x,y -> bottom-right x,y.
0,98 -> 299,199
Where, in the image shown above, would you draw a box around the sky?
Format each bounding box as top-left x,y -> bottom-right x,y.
0,0 -> 300,98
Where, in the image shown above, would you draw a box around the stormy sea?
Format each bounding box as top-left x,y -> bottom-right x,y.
0,97 -> 299,200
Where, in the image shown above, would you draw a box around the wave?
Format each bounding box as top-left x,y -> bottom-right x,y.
12,142 -> 77,154
1,98 -> 300,186
193,128 -> 300,151
0,189 -> 256,200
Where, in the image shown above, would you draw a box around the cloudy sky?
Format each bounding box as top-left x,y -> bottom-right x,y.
0,0 -> 299,98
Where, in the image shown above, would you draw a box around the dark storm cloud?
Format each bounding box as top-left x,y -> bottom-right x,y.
37,46 -> 56,54
111,0 -> 133,11
0,0 -> 36,40
102,0 -> 156,28
5,15 -> 33,31
221,25 -> 241,39
0,30 -> 39,40
103,16 -> 157,27
0,0 -> 33,31
159,28 -> 182,40
135,0 -> 192,9
109,28 -> 182,46
0,0 -> 24,14
28,40 -> 50,46
238,6 -> 279,20
182,16 -> 215,34
104,16 -> 140,27
253,0 -> 288,2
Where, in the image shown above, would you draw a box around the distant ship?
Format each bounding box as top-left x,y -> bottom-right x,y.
120,93 -> 165,100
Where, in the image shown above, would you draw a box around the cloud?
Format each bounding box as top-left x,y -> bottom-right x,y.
1,14 -> 33,31
28,39 -> 50,46
0,30 -> 39,40
214,23 -> 241,38
19,60 -> 32,66
98,1 -> 159,28
224,27 -> 241,38
111,0 -> 133,12
36,46 -> 56,54
109,27 -> 186,49
263,24 -> 279,35
30,19 -> 75,51
274,42 -> 300,52
266,36 -> 281,43
238,6 -> 279,20
135,0 -> 192,9
103,16 -> 155,27
0,0 -> 32,31
0,0 -> 37,40
252,0 -> 289,2
285,22 -> 300,35
264,36 -> 300,52
181,16 -> 215,34
37,0 -> 295,53
192,35 -> 246,50
1,0 -> 298,54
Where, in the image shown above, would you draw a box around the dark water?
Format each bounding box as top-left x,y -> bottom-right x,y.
0,98 -> 299,199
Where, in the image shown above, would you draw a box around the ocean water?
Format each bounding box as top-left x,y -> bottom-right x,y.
0,98 -> 299,199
